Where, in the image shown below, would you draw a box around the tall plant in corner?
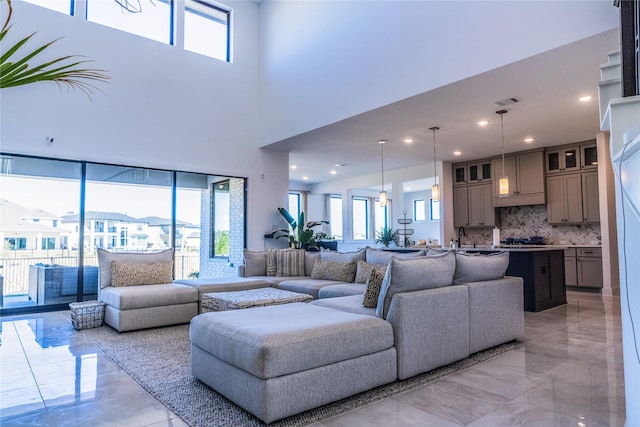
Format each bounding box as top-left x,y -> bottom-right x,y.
0,0 -> 109,97
275,207 -> 328,250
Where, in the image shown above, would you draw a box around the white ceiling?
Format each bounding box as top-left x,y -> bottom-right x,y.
264,29 -> 619,188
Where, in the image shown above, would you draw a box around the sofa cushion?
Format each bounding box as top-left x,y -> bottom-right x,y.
277,278 -> 343,299
311,295 -> 376,316
97,248 -> 174,289
320,247 -> 366,263
365,247 -> 425,266
317,283 -> 367,299
453,251 -> 510,285
376,250 -> 456,318
305,251 -> 320,276
100,283 -> 197,310
276,249 -> 306,277
362,265 -> 387,308
243,249 -> 267,277
110,260 -> 173,287
311,259 -> 356,283
189,303 -> 393,378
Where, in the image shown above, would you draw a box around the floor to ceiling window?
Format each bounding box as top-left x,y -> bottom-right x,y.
0,154 -> 246,314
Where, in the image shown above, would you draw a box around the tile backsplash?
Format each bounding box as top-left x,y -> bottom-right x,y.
462,205 -> 601,245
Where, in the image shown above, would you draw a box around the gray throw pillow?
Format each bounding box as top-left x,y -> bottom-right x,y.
320,247 -> 366,263
311,259 -> 357,282
376,250 -> 456,319
243,249 -> 267,277
365,247 -> 425,266
97,248 -> 174,289
362,265 -> 387,308
355,259 -> 377,284
453,251 -> 509,285
304,252 -> 321,276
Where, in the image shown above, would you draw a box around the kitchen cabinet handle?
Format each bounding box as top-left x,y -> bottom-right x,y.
583,251 -> 594,255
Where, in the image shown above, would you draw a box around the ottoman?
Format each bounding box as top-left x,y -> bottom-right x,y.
200,287 -> 313,312
190,303 -> 397,423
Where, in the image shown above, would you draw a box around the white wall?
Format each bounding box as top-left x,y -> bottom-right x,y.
0,1 -> 289,250
403,190 -> 440,244
259,0 -> 618,145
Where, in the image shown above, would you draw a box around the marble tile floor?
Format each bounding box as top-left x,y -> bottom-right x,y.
0,290 -> 626,426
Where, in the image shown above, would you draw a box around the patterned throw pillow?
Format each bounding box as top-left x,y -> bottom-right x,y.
311,259 -> 357,282
110,261 -> 174,287
362,265 -> 388,308
266,248 -> 278,276
276,249 -> 306,277
355,260 -> 377,284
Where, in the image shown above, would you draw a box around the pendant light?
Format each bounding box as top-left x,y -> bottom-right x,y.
378,140 -> 387,207
429,126 -> 440,202
496,110 -> 510,197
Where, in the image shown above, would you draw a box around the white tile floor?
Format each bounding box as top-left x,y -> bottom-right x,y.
0,291 -> 626,426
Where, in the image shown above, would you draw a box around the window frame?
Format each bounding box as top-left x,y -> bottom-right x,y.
430,198 -> 440,221
184,0 -> 232,62
351,196 -> 369,240
210,179 -> 231,258
413,199 -> 426,222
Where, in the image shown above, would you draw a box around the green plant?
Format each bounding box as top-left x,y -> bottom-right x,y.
0,0 -> 109,97
275,207 -> 328,250
375,226 -> 398,247
188,271 -> 199,279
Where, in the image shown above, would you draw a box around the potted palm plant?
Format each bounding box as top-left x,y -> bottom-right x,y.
375,226 -> 398,247
274,207 -> 328,250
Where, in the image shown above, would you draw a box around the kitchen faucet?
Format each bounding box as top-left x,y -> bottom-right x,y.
457,226 -> 466,248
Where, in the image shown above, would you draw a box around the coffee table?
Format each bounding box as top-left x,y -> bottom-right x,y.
200,287 -> 313,312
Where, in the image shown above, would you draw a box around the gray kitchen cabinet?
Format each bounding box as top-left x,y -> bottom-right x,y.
468,184 -> 496,227
467,160 -> 491,184
453,164 -> 467,186
546,173 -> 583,223
453,186 -> 469,227
546,146 -> 580,174
582,171 -> 600,222
492,150 -> 545,207
564,248 -> 577,286
580,142 -> 598,170
576,247 -> 603,288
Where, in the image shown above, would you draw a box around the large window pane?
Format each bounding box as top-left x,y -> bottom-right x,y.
175,172 -> 208,280
414,199 -> 426,221
0,156 -> 82,309
211,180 -> 230,257
87,0 -> 172,44
329,196 -> 342,239
185,0 -> 230,61
24,0 -> 73,15
352,197 -> 368,240
374,200 -> 387,231
288,192 -> 300,223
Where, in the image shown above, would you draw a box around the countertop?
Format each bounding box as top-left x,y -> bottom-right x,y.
457,244 -> 601,252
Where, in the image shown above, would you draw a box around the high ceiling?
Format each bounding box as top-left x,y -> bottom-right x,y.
264,29 -> 619,188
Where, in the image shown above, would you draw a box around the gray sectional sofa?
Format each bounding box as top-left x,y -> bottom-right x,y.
95,246 -> 523,423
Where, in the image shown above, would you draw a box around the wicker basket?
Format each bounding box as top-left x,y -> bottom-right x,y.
69,301 -> 106,330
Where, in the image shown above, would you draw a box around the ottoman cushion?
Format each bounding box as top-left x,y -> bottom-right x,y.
100,283 -> 197,310
190,303 -> 394,379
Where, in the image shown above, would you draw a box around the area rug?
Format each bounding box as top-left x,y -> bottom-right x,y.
83,324 -> 516,427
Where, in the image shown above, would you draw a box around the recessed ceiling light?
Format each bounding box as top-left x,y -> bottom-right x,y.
453,150 -> 462,156
334,163 -> 347,167
330,170 -> 337,175
302,176 -> 308,181
404,138 -> 414,143
579,96 -> 592,102
524,137 -> 534,143
290,165 -> 297,169
478,120 -> 489,126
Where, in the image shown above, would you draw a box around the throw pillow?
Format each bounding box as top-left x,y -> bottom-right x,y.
97,248 -> 174,288
266,248 -> 278,276
311,259 -> 357,282
453,251 -> 510,285
365,247 -> 425,266
243,249 -> 267,277
376,250 -> 456,319
304,251 -> 321,276
320,247 -> 366,263
362,265 -> 388,308
355,259 -> 377,284
110,260 -> 173,287
276,249 -> 306,277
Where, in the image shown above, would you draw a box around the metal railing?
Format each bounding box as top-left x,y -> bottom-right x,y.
0,253 -> 200,296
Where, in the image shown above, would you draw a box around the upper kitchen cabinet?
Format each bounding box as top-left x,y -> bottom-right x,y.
453,164 -> 467,186
467,160 -> 491,184
546,146 -> 579,174
492,150 -> 545,207
580,142 -> 598,170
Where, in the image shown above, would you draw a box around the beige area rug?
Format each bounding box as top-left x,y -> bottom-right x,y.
83,323 -> 516,427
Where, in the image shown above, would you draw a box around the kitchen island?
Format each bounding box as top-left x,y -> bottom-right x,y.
460,246 -> 566,312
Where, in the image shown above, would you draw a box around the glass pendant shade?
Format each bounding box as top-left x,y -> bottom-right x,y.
431,183 -> 440,202
379,190 -> 387,207
499,176 -> 510,196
